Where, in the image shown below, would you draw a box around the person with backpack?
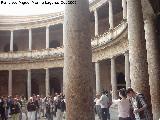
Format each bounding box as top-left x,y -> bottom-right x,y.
126,88 -> 152,120
10,98 -> 21,120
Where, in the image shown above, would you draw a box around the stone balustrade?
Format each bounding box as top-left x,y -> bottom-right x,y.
0,47 -> 64,62
91,20 -> 127,48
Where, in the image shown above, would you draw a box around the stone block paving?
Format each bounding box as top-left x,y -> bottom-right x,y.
8,107 -> 118,120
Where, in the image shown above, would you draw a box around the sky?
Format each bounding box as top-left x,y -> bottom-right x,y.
0,0 -> 65,16
0,0 -> 93,16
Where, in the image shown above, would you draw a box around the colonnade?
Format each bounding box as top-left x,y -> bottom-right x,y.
9,26 -> 50,52
127,0 -> 160,119
94,0 -> 127,36
95,52 -> 130,99
7,0 -> 127,52
7,68 -> 51,98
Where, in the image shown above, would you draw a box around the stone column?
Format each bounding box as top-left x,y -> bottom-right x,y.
63,68 -> 65,94
94,9 -> 98,36
27,69 -> 31,99
95,62 -> 101,95
124,51 -> 131,88
29,28 -> 32,50
127,0 -> 152,114
108,0 -> 114,29
10,30 -> 13,51
144,16 -> 160,120
46,26 -> 50,49
45,68 -> 50,96
63,0 -> 95,119
111,57 -> 117,99
8,70 -> 12,96
122,0 -> 127,20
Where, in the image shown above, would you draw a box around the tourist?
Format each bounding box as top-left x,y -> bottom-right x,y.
99,91 -> 110,120
113,88 -> 131,120
0,97 -> 8,120
20,96 -> 27,120
10,98 -> 21,120
56,95 -> 63,120
27,97 -> 36,120
126,88 -> 151,120
105,90 -> 112,120
94,94 -> 102,120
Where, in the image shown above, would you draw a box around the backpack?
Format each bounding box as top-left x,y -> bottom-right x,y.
136,93 -> 146,119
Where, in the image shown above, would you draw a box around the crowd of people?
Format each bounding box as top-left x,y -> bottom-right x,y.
0,87 -> 152,120
94,88 -> 152,120
0,93 -> 66,120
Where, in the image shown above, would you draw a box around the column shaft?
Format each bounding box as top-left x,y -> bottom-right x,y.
27,69 -> 31,99
144,17 -> 160,120
94,9 -> 98,36
45,68 -> 50,96
109,0 -> 114,29
46,26 -> 49,49
122,0 -> 127,19
111,57 -> 117,99
125,52 -> 130,88
95,62 -> 101,94
63,0 -> 95,119
10,30 -> 13,51
127,0 -> 152,114
8,70 -> 12,96
29,29 -> 32,50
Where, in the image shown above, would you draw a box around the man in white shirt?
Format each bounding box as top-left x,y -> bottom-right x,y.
100,91 -> 110,120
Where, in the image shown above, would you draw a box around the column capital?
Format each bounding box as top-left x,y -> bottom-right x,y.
46,25 -> 50,28
124,51 -> 129,56
44,68 -> 49,70
108,0 -> 112,2
111,56 -> 116,60
94,8 -> 98,14
95,61 -> 100,63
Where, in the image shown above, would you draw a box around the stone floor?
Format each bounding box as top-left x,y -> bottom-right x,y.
8,105 -> 118,120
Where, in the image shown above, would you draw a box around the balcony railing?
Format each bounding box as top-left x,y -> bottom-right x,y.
0,21 -> 127,62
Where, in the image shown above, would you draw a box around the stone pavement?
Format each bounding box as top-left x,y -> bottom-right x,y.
8,106 -> 118,120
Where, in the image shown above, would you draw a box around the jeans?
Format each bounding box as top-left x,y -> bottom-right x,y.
101,108 -> 109,120
28,111 -> 36,120
96,105 -> 102,119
